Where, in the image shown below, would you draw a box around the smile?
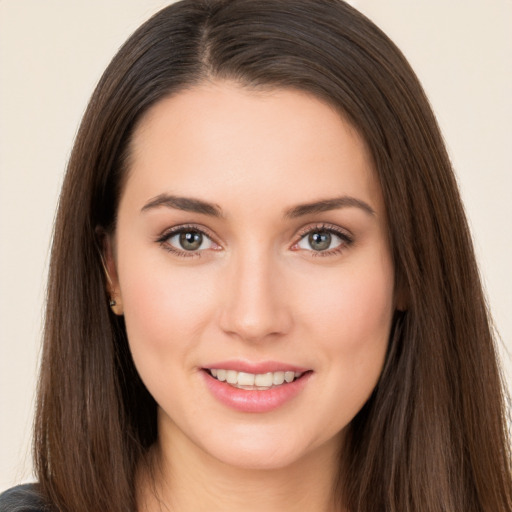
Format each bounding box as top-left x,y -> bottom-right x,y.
202,362 -> 312,412
208,369 -> 304,390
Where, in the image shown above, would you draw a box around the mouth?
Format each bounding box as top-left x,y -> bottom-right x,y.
202,364 -> 313,412
204,368 -> 309,390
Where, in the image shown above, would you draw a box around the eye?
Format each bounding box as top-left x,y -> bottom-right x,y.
298,230 -> 342,252
169,230 -> 212,251
158,226 -> 219,256
294,225 -> 353,255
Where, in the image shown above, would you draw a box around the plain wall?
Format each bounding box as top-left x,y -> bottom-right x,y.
1,0 -> 511,492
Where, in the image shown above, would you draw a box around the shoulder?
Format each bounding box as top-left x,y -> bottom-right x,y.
0,484 -> 49,512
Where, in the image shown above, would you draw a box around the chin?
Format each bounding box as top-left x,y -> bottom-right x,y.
194,424 -> 343,472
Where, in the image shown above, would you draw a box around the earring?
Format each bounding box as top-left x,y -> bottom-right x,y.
109,296 -> 123,315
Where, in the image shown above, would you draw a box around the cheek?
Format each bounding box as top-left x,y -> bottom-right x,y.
116,255 -> 222,418
297,253 -> 394,386
302,259 -> 393,339
299,259 -> 394,430
117,250 -> 218,364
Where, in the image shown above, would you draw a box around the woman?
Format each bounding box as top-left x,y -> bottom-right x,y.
1,0 -> 510,510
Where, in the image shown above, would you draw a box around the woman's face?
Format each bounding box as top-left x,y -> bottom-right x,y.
107,82 -> 395,470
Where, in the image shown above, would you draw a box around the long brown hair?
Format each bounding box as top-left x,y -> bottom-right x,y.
34,1 -> 512,510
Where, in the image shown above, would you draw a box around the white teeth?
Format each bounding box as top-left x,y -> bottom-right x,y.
272,371 -> 285,385
208,368 -> 304,388
254,372 -> 273,387
226,370 -> 237,384
284,371 -> 295,383
237,372 -> 255,386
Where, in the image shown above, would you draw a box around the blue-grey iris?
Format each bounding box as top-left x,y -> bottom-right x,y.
309,231 -> 331,251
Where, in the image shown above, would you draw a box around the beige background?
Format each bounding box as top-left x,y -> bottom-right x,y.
1,0 -> 511,492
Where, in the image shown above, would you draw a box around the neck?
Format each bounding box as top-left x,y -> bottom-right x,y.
137,422 -> 345,512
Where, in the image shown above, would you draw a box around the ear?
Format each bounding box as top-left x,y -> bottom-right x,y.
98,229 -> 124,316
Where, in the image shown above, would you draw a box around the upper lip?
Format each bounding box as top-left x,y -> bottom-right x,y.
203,360 -> 310,374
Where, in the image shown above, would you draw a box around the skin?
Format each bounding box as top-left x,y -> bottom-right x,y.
105,81 -> 396,511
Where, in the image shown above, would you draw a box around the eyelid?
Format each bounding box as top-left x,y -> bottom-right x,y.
157,223 -> 218,241
295,222 -> 353,241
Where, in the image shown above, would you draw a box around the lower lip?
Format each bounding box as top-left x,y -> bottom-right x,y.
202,371 -> 312,413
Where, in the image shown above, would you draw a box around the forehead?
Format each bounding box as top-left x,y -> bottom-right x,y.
123,81 -> 383,217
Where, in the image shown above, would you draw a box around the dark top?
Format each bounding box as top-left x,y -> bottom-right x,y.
0,484 -> 47,512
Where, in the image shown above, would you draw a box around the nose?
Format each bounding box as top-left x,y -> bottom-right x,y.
218,248 -> 292,343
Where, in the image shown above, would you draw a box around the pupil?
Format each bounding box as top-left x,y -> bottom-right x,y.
179,231 -> 202,250
309,231 -> 331,251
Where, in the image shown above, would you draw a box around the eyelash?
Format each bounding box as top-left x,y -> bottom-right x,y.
294,223 -> 354,257
156,223 -> 354,258
156,224 -> 219,258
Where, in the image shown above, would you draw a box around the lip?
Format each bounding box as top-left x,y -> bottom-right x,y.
203,360 -> 310,374
201,362 -> 313,413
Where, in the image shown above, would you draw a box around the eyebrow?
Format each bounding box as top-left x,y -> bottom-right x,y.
141,194 -> 224,217
284,196 -> 376,218
141,193 -> 375,219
